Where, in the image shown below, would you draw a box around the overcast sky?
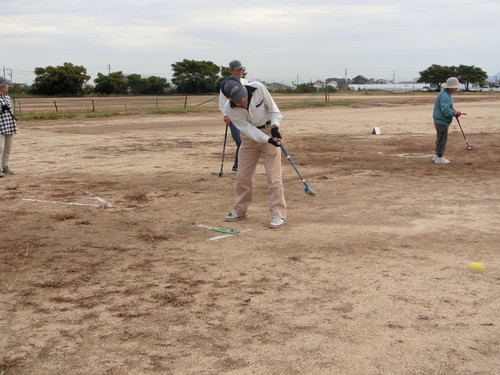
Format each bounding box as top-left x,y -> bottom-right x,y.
3,0 -> 500,85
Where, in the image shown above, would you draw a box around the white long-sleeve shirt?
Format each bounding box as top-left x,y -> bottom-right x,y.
222,81 -> 283,143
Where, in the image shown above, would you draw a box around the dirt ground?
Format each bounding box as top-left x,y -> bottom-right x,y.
1,95 -> 499,375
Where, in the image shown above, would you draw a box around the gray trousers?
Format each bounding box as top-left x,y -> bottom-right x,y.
0,134 -> 13,169
434,124 -> 449,157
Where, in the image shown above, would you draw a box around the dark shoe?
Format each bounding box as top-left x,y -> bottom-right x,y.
231,167 -> 238,173
2,167 -> 13,175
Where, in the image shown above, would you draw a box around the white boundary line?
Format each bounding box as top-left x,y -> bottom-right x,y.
377,152 -> 434,159
85,191 -> 113,207
208,229 -> 252,241
197,224 -> 252,241
22,191 -> 113,208
21,199 -> 102,207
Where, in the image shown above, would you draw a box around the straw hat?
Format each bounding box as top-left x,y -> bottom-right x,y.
443,77 -> 464,89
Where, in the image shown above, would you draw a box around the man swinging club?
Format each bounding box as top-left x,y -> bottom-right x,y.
220,75 -> 287,228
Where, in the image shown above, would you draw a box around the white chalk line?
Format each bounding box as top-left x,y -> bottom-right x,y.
377,152 -> 434,159
22,191 -> 113,208
21,199 -> 102,207
197,224 -> 252,241
208,229 -> 252,241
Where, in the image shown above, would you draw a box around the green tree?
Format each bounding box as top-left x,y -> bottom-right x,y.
418,64 -> 488,91
127,74 -> 171,95
127,74 -> 149,95
32,62 -> 90,96
143,76 -> 171,95
171,59 -> 221,94
417,64 -> 457,89
456,65 -> 488,91
295,83 -> 316,93
94,72 -> 129,95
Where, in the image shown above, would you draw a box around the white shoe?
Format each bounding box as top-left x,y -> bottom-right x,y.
434,156 -> 450,164
268,217 -> 286,228
225,209 -> 248,222
432,155 -> 437,161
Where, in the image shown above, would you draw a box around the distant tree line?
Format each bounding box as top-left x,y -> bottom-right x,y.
8,61 -> 491,96
417,64 -> 488,91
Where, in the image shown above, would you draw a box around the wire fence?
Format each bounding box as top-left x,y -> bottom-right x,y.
11,93 -> 346,115
13,91 -> 484,116
12,95 -> 221,115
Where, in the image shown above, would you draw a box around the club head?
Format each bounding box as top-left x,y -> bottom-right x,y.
465,145 -> 474,150
304,186 -> 317,196
218,172 -> 223,177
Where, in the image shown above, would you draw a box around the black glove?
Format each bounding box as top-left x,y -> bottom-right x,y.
1,104 -> 8,113
271,126 -> 282,139
268,137 -> 281,147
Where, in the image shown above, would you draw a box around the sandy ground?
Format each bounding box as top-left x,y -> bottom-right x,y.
1,96 -> 499,375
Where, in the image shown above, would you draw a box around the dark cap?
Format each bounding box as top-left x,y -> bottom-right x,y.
221,77 -> 247,104
229,60 -> 244,70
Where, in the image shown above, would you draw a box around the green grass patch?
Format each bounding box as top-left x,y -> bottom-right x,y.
18,113 -> 79,121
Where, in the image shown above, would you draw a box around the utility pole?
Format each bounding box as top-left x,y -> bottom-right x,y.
108,64 -> 111,74
344,68 -> 348,89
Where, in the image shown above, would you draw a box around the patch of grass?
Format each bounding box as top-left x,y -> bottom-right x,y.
84,111 -> 123,118
137,228 -> 172,242
18,113 -> 78,121
52,209 -> 78,221
124,189 -> 149,202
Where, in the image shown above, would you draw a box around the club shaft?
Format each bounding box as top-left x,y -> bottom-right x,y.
219,123 -> 229,176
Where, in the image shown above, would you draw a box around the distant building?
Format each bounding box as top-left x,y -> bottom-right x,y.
348,83 -> 431,91
267,82 -> 296,91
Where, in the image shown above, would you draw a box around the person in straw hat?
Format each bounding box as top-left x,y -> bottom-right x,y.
0,76 -> 18,177
432,76 -> 464,165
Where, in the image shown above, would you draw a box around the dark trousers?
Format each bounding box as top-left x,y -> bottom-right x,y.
434,124 -> 449,157
230,122 -> 242,169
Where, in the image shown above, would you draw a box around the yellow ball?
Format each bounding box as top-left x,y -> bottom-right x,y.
468,262 -> 485,271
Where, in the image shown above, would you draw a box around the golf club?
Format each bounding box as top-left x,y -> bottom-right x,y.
218,123 -> 229,177
455,114 -> 474,150
280,144 -> 317,196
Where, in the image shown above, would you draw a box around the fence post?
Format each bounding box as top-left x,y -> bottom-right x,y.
124,98 -> 128,112
54,100 -> 59,113
91,99 -> 95,112
184,96 -> 188,108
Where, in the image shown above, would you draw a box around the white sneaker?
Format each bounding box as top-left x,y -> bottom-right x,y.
434,156 -> 450,164
225,209 -> 248,222
268,217 -> 286,228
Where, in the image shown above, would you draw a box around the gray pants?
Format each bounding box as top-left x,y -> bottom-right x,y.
434,124 -> 449,157
0,134 -> 13,169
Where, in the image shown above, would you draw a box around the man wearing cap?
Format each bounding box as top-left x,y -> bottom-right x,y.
220,75 -> 286,228
218,60 -> 248,172
432,76 -> 464,165
0,76 -> 17,177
